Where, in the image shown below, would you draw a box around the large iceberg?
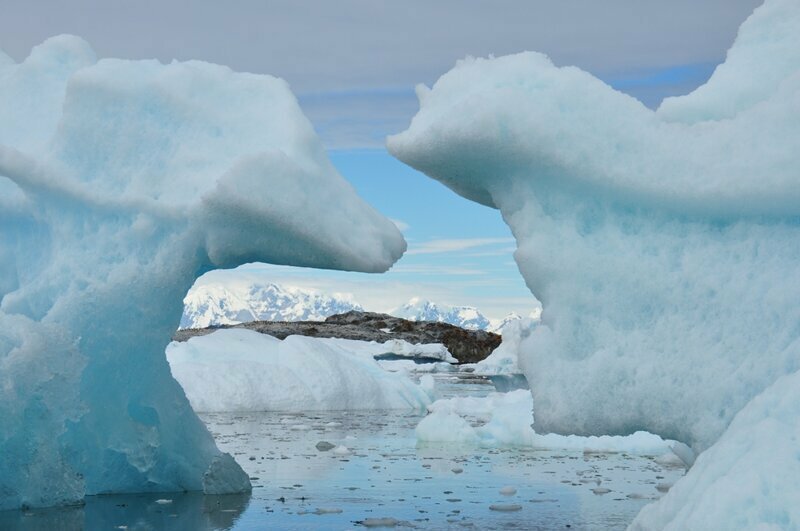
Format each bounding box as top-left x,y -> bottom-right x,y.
389,0 -> 799,527
389,0 -> 800,451
0,37 -> 405,510
167,330 -> 432,412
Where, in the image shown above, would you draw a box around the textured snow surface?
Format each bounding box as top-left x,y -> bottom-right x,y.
389,0 -> 800,451
167,329 -> 432,412
630,370 -> 800,531
416,390 -> 680,456
0,36 -> 404,510
180,281 -> 363,329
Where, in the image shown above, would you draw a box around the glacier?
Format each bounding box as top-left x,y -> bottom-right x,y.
389,0 -> 799,527
167,330 -> 433,412
0,36 -> 405,511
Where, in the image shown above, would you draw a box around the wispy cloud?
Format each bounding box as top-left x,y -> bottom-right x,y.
406,238 -> 515,255
389,218 -> 410,232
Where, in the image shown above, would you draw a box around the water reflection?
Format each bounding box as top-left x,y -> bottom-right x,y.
0,491 -> 251,531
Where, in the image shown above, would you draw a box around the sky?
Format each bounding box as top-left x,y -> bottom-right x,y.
0,0 -> 763,319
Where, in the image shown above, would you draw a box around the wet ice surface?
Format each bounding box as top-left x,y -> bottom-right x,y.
2,374 -> 685,530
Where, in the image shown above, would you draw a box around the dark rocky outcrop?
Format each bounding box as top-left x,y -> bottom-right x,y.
173,311 -> 501,364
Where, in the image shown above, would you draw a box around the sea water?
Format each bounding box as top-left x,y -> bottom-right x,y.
1,374 -> 684,530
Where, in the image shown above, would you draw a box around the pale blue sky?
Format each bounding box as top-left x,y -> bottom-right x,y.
0,1 -> 761,318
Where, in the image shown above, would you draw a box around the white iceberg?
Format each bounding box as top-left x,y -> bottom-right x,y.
389,0 -> 800,453
0,36 -> 405,510
416,390 -> 682,456
630,370 -> 800,530
391,0 -> 799,526
167,329 -> 431,412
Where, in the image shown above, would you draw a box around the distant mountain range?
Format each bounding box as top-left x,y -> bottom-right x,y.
180,282 -> 363,329
181,282 -> 536,333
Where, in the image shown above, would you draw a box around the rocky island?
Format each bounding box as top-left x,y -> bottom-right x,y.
173,310 -> 502,364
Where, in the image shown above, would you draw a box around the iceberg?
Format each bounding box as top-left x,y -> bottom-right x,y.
0,36 -> 405,510
389,0 -> 800,453
629,369 -> 800,530
167,329 -> 432,412
392,0 -> 800,527
416,390 -> 682,456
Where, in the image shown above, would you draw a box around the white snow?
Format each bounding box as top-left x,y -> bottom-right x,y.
391,297 -> 491,331
0,36 -> 405,510
389,0 -> 800,451
180,280 -> 363,329
167,329 -> 432,412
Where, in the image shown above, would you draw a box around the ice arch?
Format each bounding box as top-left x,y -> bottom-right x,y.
0,36 -> 405,510
389,0 -> 800,451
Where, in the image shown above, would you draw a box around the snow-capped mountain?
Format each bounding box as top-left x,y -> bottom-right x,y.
488,309 -> 543,334
391,297 -> 492,331
180,282 -> 363,329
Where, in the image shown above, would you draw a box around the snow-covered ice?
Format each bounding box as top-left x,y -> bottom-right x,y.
390,0 -> 799,450
167,329 -> 432,412
390,0 -> 799,526
0,36 -> 405,510
470,317 -> 535,376
630,369 -> 800,530
417,390 -> 682,457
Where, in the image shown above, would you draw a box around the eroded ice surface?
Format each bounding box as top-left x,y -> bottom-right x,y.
0,36 -> 405,510
389,0 -> 799,527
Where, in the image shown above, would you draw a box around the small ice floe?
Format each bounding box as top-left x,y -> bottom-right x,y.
314,507 -> 343,514
325,421 -> 343,428
333,445 -> 352,456
489,504 -> 522,512
499,486 -> 517,496
290,424 -> 311,431
451,467 -> 464,474
345,435 -> 358,441
592,488 -> 611,495
359,517 -> 401,527
316,441 -> 336,451
380,328 -> 393,334
655,482 -> 673,493
154,499 -> 173,505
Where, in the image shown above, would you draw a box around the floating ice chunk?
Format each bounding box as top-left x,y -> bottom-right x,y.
630,369 -> 800,530
0,35 -> 405,510
417,390 -> 677,454
499,486 -> 517,496
389,0 -> 800,453
167,330 -> 431,412
332,446 -> 352,457
489,504 -> 522,512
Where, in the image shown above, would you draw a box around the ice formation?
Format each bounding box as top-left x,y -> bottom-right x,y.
416,390 -> 681,456
0,37 -> 405,510
471,318 -> 536,376
629,369 -> 800,530
167,330 -> 432,412
389,0 -> 800,451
